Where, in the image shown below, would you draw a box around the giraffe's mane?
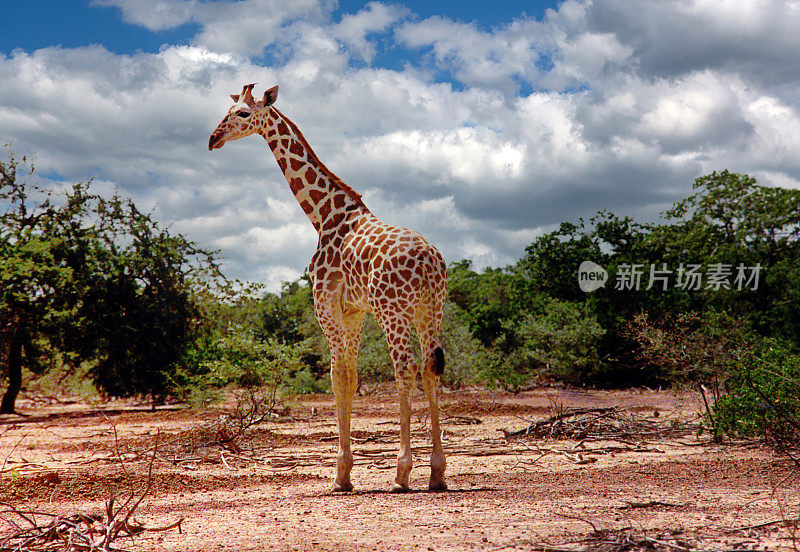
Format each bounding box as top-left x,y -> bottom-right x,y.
271,107 -> 371,213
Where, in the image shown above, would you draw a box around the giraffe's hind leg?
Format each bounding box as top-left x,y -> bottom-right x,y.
416,305 -> 447,491
420,349 -> 446,490
373,311 -> 417,493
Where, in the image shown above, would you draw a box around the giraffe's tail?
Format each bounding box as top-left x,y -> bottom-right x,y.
433,346 -> 445,376
419,241 -> 447,377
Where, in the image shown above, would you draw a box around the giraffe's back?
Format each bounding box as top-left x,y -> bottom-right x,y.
338,215 -> 446,317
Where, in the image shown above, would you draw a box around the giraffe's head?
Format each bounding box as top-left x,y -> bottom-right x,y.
208,83 -> 278,150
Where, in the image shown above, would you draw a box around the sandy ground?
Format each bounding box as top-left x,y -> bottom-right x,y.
1,387 -> 798,551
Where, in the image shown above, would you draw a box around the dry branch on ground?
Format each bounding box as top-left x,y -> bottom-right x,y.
525,524 -> 794,552
503,406 -> 697,441
0,434 -> 182,552
0,498 -> 182,552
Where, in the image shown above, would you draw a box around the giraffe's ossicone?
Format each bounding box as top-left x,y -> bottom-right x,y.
209,84 -> 448,493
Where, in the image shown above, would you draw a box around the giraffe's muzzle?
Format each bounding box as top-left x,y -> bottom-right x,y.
208,132 -> 225,150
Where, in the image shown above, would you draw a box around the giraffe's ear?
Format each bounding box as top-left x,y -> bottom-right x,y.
263,85 -> 279,106
230,94 -> 240,102
241,83 -> 257,105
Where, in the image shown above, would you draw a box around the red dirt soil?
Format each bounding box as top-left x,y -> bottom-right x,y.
1,387 -> 798,551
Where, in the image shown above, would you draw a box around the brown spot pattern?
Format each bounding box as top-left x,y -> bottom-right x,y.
289,140 -> 304,157
319,200 -> 332,221
309,189 -> 326,203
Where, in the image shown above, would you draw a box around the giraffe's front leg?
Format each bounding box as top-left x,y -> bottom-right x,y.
331,349 -> 355,492
315,285 -> 362,493
328,308 -> 364,492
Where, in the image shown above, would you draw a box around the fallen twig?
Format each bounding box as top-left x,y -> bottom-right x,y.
503,406 -> 696,441
558,527 -> 752,552
724,517 -> 800,533
443,415 -> 482,425
0,436 -> 182,552
620,500 -> 686,510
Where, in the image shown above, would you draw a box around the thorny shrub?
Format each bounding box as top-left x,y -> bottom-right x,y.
629,310 -> 800,455
713,344 -> 800,454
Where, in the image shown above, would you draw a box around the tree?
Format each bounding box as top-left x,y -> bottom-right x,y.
447,260 -> 529,348
653,170 -> 800,344
514,220 -> 606,304
1,152 -> 73,412
1,150 -> 217,412
511,299 -> 606,385
259,279 -> 310,345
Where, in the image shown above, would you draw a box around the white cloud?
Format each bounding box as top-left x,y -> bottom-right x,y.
575,0 -> 800,87
194,0 -> 334,56
92,0 -> 196,31
4,0 -> 800,289
396,16 -> 549,93
341,127 -> 525,187
333,2 -> 407,63
96,0 -> 336,56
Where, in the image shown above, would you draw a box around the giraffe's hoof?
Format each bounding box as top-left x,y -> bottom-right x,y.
332,482 -> 354,492
428,481 -> 448,492
388,483 -> 411,493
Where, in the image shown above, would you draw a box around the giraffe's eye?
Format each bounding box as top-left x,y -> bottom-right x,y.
237,110 -> 250,118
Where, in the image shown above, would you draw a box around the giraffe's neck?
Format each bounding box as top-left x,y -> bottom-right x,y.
258,107 -> 371,233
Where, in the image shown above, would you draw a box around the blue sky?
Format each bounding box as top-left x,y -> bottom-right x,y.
0,1 -> 554,55
2,0 -> 799,288
0,1 -> 192,53
0,0 -> 554,99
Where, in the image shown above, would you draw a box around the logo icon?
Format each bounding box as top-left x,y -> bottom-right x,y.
578,261 -> 608,292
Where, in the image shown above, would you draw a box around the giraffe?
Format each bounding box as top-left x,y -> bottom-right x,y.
209,84 -> 448,493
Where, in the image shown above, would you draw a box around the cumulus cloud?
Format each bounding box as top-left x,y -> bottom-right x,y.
95,0 -> 336,56
333,2 -> 408,63
92,0 -> 196,31
580,0 -> 800,86
396,16 -> 550,94
3,0 -> 800,288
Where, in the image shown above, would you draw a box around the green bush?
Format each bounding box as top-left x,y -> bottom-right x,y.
476,354 -> 530,393
439,302 -> 491,389
516,299 -> 606,384
356,314 -> 395,383
179,325 -> 308,406
283,368 -> 331,395
477,299 -> 605,391
1,150 -> 219,412
201,327 -> 304,388
627,310 -> 756,388
713,344 -> 800,448
525,299 -> 606,382
627,310 -> 800,451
